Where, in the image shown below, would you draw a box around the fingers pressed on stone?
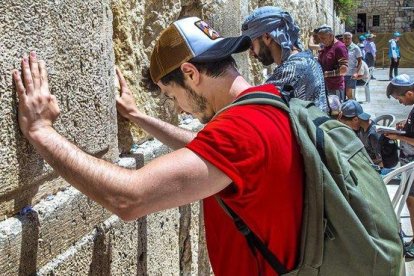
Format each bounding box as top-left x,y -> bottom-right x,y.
116,68 -> 128,92
21,54 -> 34,95
13,70 -> 27,100
38,60 -> 50,93
29,51 -> 41,88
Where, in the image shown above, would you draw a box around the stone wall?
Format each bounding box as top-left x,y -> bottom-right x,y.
0,0 -> 340,274
354,0 -> 414,33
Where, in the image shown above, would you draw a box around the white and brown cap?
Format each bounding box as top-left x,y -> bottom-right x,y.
150,17 -> 251,83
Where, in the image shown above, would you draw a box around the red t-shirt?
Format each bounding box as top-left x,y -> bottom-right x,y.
186,84 -> 304,276
318,40 -> 348,90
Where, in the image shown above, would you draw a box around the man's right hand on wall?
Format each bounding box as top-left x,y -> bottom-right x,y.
12,51 -> 60,142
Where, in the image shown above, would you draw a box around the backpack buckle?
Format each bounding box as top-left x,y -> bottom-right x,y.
234,217 -> 251,236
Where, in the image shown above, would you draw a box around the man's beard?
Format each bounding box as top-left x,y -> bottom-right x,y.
257,39 -> 274,66
184,84 -> 212,124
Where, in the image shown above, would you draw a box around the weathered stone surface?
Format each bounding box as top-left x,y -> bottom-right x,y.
0,0 -> 118,217
36,216 -> 140,275
147,208 -> 180,275
0,188 -> 112,275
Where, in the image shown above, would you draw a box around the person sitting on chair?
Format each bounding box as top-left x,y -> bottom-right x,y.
355,60 -> 370,86
338,100 -> 383,167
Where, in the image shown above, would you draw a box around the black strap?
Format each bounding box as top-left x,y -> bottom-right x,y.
233,91 -> 289,107
216,197 -> 289,275
313,117 -> 330,166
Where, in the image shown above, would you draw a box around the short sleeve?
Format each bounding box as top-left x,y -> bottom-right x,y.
186,108 -> 267,197
335,44 -> 348,61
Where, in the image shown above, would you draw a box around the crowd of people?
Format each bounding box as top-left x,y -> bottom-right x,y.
10,4 -> 410,275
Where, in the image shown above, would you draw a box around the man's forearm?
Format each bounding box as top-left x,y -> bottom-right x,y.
28,127 -> 141,219
128,112 -> 197,150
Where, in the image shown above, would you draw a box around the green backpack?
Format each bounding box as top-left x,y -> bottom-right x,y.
216,92 -> 404,275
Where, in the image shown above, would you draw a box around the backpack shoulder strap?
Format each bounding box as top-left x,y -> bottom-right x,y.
213,91 -> 290,119
215,196 -> 289,275
213,91 -> 292,274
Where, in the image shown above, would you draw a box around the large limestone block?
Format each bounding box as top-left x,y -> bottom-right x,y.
146,208 -> 180,275
0,188 -> 112,275
36,216 -> 141,275
0,0 -> 118,217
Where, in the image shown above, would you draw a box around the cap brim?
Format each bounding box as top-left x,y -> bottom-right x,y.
358,112 -> 371,120
191,35 -> 251,62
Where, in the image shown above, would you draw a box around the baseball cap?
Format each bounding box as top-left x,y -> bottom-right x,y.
150,17 -> 251,83
340,100 -> 371,120
391,74 -> 414,86
393,32 -> 402,37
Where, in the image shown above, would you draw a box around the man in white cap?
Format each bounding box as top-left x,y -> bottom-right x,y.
241,6 -> 328,113
12,17 -> 304,275
386,74 -> 414,257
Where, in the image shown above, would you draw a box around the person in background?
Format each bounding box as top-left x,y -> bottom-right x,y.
241,6 -> 328,113
389,32 -> 402,80
364,33 -> 377,79
385,74 -> 414,257
343,32 -> 362,100
355,60 -> 370,86
358,35 -> 366,61
308,28 -> 322,54
335,34 -> 344,43
316,24 -> 348,102
338,100 -> 382,167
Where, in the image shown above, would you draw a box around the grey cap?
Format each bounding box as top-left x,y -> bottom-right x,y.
340,100 -> 370,120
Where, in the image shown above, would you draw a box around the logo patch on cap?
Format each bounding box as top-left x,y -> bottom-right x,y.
195,20 -> 221,40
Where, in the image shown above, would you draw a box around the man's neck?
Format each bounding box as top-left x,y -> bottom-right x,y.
204,69 -> 252,113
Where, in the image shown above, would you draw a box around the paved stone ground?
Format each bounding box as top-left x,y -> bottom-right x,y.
357,67 -> 414,274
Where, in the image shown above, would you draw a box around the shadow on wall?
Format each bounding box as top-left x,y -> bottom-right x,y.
88,226 -> 112,275
18,210 -> 40,276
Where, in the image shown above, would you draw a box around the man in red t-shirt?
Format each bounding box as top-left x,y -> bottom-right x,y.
13,17 -> 304,275
316,25 -> 349,102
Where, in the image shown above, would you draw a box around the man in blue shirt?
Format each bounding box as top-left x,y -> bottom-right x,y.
240,6 -> 328,113
388,32 -> 402,80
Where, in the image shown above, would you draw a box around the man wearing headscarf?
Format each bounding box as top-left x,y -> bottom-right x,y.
241,6 -> 328,113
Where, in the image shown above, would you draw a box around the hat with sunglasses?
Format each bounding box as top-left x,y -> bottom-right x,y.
150,17 -> 251,83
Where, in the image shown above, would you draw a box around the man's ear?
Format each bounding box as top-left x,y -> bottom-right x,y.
180,62 -> 200,85
406,90 -> 414,98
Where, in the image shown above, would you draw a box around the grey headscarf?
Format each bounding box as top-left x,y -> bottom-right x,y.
241,6 -> 304,62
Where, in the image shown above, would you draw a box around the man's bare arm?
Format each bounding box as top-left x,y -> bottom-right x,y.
27,128 -> 230,220
115,68 -> 196,150
13,52 -> 231,220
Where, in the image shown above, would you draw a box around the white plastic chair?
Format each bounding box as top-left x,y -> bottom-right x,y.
383,161 -> 414,222
352,67 -> 373,102
373,114 -> 396,127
